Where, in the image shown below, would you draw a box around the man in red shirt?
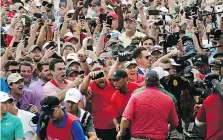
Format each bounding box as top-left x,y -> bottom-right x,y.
80,67 -> 117,140
195,93 -> 223,140
117,70 -> 179,140
111,69 -> 141,140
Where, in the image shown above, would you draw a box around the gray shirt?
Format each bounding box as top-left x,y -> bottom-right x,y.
76,108 -> 96,133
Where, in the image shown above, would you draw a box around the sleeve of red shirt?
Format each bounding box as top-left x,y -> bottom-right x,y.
196,104 -> 206,122
168,101 -> 179,128
111,93 -> 120,118
6,34 -> 13,47
122,94 -> 136,121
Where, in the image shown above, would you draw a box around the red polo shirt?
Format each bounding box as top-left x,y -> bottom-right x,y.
196,94 -> 223,140
123,87 -> 179,139
111,82 -> 141,118
89,80 -> 116,129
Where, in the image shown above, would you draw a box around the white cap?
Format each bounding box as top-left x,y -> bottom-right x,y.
64,32 -> 74,37
63,42 -> 76,52
67,53 -> 79,61
124,60 -> 137,68
169,58 -> 181,66
64,88 -> 82,103
0,91 -> 13,103
152,67 -> 169,79
7,73 -> 23,85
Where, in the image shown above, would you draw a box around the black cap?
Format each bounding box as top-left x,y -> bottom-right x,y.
145,70 -> 159,86
41,96 -> 60,115
182,36 -> 193,45
213,53 -> 223,58
66,68 -> 79,76
192,54 -> 209,66
111,69 -> 128,80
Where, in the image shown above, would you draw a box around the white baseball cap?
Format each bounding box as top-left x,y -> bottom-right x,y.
152,67 -> 169,80
0,91 -> 13,103
64,88 -> 82,103
7,73 -> 23,85
169,58 -> 181,66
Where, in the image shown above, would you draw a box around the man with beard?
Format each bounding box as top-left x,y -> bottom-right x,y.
28,45 -> 43,63
7,73 -> 41,113
30,62 -> 52,100
43,59 -> 83,101
80,67 -> 117,140
122,14 -> 145,47
111,69 -> 141,140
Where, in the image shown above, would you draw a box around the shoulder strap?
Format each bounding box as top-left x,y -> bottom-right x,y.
81,111 -> 91,127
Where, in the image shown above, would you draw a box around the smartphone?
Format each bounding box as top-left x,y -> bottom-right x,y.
147,10 -> 160,15
106,18 -> 112,28
92,72 -> 105,80
99,13 -> 107,24
21,18 -> 26,25
87,45 -> 93,51
12,41 -> 20,48
34,13 -> 42,19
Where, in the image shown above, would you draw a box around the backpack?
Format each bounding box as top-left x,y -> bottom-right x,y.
39,113 -> 50,140
80,111 -> 91,136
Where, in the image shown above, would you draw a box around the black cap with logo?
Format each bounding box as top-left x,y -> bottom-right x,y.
111,69 -> 128,80
41,96 -> 60,115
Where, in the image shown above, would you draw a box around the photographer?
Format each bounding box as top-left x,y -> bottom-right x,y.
195,81 -> 223,139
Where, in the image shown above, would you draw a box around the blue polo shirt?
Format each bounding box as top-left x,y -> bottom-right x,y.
0,112 -> 24,140
36,110 -> 86,139
0,77 -> 10,93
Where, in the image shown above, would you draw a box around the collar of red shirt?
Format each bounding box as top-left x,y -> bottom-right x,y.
50,79 -> 68,88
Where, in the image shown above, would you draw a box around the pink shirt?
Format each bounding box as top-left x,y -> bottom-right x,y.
43,79 -> 71,97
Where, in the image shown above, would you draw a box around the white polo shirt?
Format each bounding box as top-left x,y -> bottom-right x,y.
17,109 -> 36,140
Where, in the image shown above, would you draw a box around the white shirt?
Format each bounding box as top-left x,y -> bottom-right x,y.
138,67 -> 149,75
17,109 -> 36,140
121,31 -> 146,47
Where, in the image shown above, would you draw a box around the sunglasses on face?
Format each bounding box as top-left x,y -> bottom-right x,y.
143,55 -> 150,60
163,68 -> 171,71
7,69 -> 20,73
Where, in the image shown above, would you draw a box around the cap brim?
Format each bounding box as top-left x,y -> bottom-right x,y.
164,71 -> 169,76
9,77 -> 24,84
111,76 -> 121,80
42,109 -> 54,115
172,63 -> 181,66
194,62 -> 207,66
125,63 -> 137,68
64,99 -> 79,103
